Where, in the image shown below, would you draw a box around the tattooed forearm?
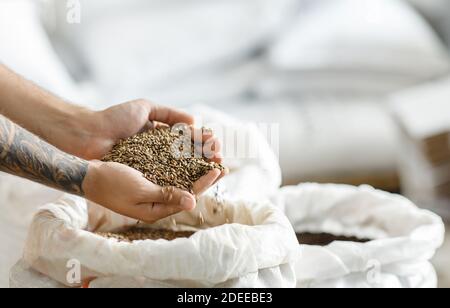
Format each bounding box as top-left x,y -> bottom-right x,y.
0,115 -> 88,195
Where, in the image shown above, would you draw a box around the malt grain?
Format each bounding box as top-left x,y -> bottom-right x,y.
102,126 -> 225,192
96,228 -> 195,242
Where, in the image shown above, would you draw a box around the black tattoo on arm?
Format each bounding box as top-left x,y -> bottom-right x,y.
0,115 -> 88,195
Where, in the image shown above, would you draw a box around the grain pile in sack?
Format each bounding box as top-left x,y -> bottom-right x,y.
274,183 -> 445,288
23,193 -> 298,288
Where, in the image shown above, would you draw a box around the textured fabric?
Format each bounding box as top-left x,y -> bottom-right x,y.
23,194 -> 298,287
274,183 -> 445,288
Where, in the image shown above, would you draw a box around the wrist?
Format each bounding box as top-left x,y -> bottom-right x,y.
42,104 -> 98,156
82,160 -> 104,199
59,105 -> 97,139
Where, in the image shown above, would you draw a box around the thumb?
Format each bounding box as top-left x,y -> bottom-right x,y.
136,202 -> 188,224
143,185 -> 196,210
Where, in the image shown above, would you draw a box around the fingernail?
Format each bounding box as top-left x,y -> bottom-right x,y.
181,196 -> 195,210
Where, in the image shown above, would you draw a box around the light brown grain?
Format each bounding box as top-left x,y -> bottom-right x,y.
102,126 -> 225,192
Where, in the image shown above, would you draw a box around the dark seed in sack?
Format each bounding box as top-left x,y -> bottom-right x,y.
96,228 -> 196,242
102,126 -> 225,192
296,233 -> 370,246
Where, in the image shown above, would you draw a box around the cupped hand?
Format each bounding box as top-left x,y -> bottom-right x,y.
83,161 -> 222,223
78,99 -> 195,159
77,99 -> 223,162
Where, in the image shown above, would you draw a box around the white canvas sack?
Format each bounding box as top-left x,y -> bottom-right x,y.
23,193 -> 298,288
274,183 -> 445,288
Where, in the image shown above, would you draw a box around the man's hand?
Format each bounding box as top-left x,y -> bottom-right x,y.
0,65 -> 223,164
76,100 -> 200,160
83,161 -> 221,223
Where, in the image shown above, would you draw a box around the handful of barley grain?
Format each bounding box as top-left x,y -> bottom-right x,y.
102,126 -> 225,192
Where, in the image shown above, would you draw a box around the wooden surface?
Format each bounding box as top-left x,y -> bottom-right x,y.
433,222 -> 450,288
283,171 -> 400,193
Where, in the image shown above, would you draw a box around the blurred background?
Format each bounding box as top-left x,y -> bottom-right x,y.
0,0 -> 450,287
